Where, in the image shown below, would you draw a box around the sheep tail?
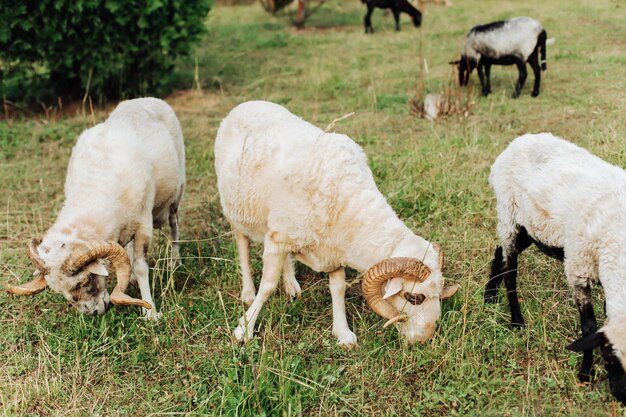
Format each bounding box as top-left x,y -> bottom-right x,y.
539,30 -> 547,71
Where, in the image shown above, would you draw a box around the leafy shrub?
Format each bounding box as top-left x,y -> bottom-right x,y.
0,0 -> 212,102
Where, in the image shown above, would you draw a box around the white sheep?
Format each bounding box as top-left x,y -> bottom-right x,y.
487,132 -> 626,403
214,100 -> 459,347
451,17 -> 547,98
6,98 -> 185,321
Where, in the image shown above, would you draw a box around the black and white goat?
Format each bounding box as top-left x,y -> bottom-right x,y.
451,17 -> 547,98
487,133 -> 626,404
361,0 -> 422,34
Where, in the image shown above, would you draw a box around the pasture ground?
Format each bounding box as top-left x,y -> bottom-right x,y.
1,0 -> 625,415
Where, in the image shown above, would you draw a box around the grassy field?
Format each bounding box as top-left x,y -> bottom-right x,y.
1,0 -> 626,415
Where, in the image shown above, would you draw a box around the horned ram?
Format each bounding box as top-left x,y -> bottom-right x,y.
6,98 -> 185,321
214,100 -> 459,347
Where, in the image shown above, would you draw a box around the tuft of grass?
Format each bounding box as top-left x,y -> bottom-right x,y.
2,1 -> 626,415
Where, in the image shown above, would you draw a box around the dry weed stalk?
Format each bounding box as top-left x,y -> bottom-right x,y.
409,66 -> 475,120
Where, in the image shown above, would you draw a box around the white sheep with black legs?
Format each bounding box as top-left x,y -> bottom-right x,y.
451,17 -> 547,98
214,100 -> 459,348
487,133 -> 626,404
6,98 -> 185,321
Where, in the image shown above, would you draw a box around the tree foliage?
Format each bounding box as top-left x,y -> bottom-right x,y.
0,0 -> 212,102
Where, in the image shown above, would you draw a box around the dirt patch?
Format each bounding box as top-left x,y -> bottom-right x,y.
165,89 -> 222,115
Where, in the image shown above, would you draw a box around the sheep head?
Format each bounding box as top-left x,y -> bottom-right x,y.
451,56 -> 477,87
412,13 -> 422,28
6,238 -> 150,315
567,323 -> 626,405
362,245 -> 459,344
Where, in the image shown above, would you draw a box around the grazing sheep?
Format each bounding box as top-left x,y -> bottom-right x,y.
361,0 -> 422,34
215,100 -> 458,347
487,133 -> 626,403
6,98 -> 185,321
451,17 -> 547,98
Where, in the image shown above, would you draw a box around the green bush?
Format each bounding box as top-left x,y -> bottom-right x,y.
0,0 -> 212,102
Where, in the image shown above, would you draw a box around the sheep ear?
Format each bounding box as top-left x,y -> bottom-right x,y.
449,60 -> 460,65
566,331 -> 606,352
383,277 -> 404,299
86,261 -> 109,277
441,284 -> 460,300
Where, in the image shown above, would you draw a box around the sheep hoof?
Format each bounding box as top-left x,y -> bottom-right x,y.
577,370 -> 594,383
510,321 -> 525,329
335,330 -> 358,349
241,289 -> 256,306
531,91 -> 539,97
233,324 -> 253,343
167,257 -> 180,271
283,278 -> 302,301
484,290 -> 498,303
142,307 -> 162,321
167,246 -> 181,270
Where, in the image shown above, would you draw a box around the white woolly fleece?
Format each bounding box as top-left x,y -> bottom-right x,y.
490,132 -> 626,369
215,100 -> 440,275
463,17 -> 544,61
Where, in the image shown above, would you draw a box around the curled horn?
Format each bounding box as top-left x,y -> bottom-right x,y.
361,257 -> 431,328
5,274 -> 47,296
27,238 -> 49,274
5,238 -> 50,296
61,241 -> 151,309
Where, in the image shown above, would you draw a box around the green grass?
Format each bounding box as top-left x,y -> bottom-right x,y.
2,1 -> 626,415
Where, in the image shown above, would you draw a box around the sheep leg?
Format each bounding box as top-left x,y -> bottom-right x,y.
572,283 -> 597,382
282,254 -> 301,300
168,202 -> 180,266
329,267 -> 357,348
485,246 -> 504,302
513,59 -> 528,98
125,241 -> 137,285
233,236 -> 284,342
234,230 -> 256,306
392,9 -> 401,31
501,227 -> 532,326
477,63 -> 489,96
528,53 -> 541,97
364,6 -> 374,33
538,29 -> 547,70
484,62 -> 492,95
133,225 -> 160,321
